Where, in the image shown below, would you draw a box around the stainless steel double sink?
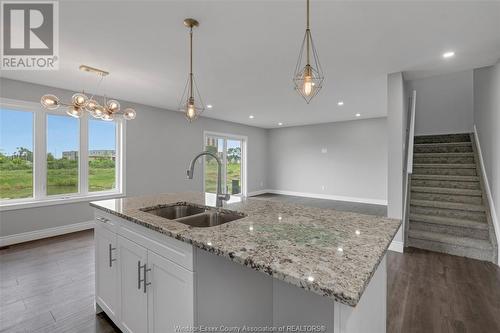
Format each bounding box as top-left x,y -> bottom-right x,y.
140,202 -> 246,228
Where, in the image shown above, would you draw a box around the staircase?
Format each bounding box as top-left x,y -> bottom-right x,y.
407,133 -> 497,263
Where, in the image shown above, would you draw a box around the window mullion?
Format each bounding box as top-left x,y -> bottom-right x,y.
80,114 -> 89,195
34,110 -> 47,199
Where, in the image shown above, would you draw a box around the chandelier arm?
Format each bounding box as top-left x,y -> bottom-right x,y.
309,34 -> 323,76
178,77 -> 190,110
294,32 -> 307,75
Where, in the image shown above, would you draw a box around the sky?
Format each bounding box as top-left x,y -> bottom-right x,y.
0,108 -> 116,158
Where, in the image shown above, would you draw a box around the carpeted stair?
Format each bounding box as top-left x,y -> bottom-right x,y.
407,133 -> 497,262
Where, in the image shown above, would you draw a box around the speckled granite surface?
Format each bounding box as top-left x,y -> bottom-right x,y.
91,192 -> 400,307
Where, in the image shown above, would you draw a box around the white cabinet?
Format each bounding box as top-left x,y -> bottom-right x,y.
147,251 -> 194,333
118,235 -> 148,333
94,212 -> 195,333
95,224 -> 119,322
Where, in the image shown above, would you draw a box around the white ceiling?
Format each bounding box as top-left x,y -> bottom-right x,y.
2,1 -> 500,128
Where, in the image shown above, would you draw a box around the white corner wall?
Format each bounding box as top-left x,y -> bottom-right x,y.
387,72 -> 404,249
407,70 -> 474,135
473,61 -> 500,263
267,117 -> 388,205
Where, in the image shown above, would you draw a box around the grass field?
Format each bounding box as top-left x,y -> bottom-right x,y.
205,161 -> 241,194
0,167 -> 116,199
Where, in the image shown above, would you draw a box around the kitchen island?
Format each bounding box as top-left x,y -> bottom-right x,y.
91,192 -> 400,333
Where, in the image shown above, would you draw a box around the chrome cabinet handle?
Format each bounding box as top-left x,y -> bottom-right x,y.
143,264 -> 151,293
96,217 -> 110,223
108,244 -> 117,267
138,261 -> 143,289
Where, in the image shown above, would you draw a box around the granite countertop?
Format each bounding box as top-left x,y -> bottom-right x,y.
91,192 -> 401,307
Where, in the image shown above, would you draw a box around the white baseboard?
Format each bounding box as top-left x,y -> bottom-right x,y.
0,221 -> 95,247
473,126 -> 500,265
388,241 -> 404,253
263,189 -> 387,206
247,189 -> 270,197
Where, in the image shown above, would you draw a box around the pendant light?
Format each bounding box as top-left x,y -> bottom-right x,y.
179,18 -> 205,122
293,0 -> 324,103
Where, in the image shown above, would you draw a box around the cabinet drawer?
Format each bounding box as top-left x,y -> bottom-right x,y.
95,210 -> 120,233
117,218 -> 194,271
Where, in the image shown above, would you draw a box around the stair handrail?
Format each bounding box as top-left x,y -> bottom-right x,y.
403,90 -> 417,244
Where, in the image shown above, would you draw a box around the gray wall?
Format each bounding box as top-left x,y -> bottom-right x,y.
473,61 -> 500,256
0,78 -> 269,236
267,118 -> 388,203
407,70 -> 474,136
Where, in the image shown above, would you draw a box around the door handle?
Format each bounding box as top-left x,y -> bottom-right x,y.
108,244 -> 117,267
143,264 -> 151,293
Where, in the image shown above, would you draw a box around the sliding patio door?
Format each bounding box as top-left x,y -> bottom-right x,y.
204,132 -> 246,196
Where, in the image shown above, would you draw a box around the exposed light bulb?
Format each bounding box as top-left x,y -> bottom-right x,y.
72,93 -> 88,107
86,99 -> 98,112
41,94 -> 59,110
302,65 -> 314,96
123,108 -> 136,120
66,106 -> 82,118
186,102 -> 196,120
92,105 -> 105,118
107,99 -> 120,112
102,111 -> 114,121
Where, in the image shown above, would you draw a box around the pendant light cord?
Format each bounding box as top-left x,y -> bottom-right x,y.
306,0 -> 310,66
189,27 -> 194,99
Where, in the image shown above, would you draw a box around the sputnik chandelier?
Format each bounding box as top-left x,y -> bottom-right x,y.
293,0 -> 324,103
40,65 -> 136,121
179,18 -> 205,122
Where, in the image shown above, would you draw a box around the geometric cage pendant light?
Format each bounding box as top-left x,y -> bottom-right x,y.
293,0 -> 324,103
179,18 -> 205,122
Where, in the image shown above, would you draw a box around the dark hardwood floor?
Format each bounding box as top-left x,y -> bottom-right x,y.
1,230 -> 499,332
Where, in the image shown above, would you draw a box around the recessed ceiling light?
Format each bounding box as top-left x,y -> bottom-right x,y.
337,101 -> 344,106
355,113 -> 361,117
206,104 -> 213,109
249,115 -> 254,119
278,122 -> 283,126
442,51 -> 455,59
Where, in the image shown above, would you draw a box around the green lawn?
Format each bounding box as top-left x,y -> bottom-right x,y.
0,167 -> 116,199
205,161 -> 241,194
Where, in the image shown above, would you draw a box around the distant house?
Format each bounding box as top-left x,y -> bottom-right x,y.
62,150 -> 115,160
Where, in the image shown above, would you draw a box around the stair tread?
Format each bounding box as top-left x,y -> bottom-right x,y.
413,163 -> 476,169
414,152 -> 474,157
414,142 -> 472,147
410,199 -> 486,212
409,213 -> 488,229
408,230 -> 492,250
411,186 -> 482,196
411,174 -> 479,181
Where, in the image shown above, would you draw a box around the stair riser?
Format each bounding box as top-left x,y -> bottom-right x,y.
414,145 -> 473,153
410,192 -> 483,204
413,156 -> 475,164
411,179 -> 480,190
414,134 -> 471,144
413,167 -> 477,176
409,221 -> 489,240
407,238 -> 494,262
410,205 -> 486,222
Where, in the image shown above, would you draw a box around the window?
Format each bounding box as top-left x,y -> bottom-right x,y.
0,99 -> 124,208
47,114 -> 79,195
204,132 -> 246,196
0,108 -> 34,200
88,119 -> 116,192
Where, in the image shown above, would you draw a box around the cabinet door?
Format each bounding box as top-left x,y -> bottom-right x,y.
118,235 -> 148,333
95,224 -> 119,322
147,250 -> 194,333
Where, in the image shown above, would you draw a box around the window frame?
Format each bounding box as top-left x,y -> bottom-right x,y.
202,131 -> 248,197
0,98 -> 126,211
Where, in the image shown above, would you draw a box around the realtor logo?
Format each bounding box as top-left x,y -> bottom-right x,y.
1,1 -> 59,70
